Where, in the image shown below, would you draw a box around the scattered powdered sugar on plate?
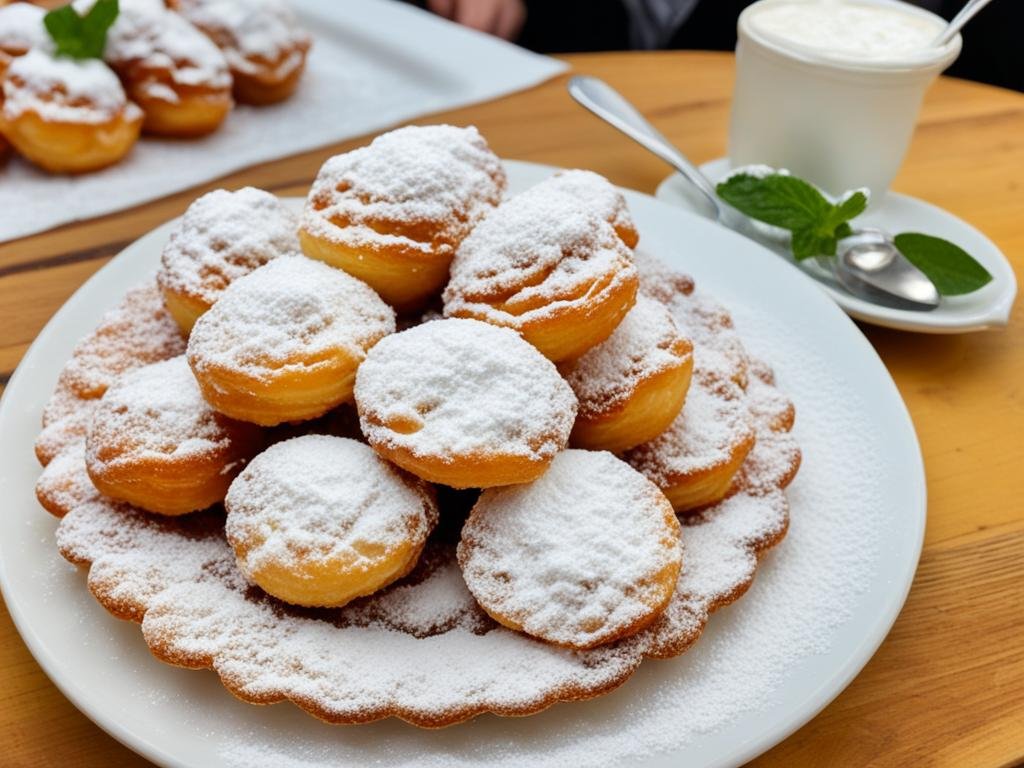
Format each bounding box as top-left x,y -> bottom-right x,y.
2,49 -> 129,124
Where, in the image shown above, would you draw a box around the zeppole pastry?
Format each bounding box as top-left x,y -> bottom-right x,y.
157,186 -> 302,334
562,295 -> 693,452
0,2 -> 50,77
299,124 -> 506,311
623,372 -> 756,513
443,171 -> 639,362
354,318 -> 577,488
85,356 -> 264,515
458,450 -> 682,649
169,0 -> 311,105
225,435 -> 438,607
0,49 -> 142,173
187,256 -> 395,425
88,0 -> 233,137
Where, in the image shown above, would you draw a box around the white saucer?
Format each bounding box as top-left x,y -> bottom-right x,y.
656,158 -> 1017,333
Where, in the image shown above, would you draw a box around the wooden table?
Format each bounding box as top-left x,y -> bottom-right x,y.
1,51 -> 1022,767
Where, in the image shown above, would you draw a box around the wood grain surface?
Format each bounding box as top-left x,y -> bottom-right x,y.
1,51 -> 1022,767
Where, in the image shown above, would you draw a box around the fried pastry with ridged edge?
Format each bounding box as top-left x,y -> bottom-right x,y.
299,124 -> 506,311
187,256 -> 395,426
85,356 -> 264,515
225,435 -> 438,608
443,171 -> 639,362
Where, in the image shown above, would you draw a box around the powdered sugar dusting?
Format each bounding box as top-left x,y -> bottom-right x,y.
562,295 -> 690,419
625,374 -> 755,486
302,124 -> 505,259
187,256 -> 395,382
158,186 -> 302,309
443,173 -> 638,326
85,356 -> 237,474
2,49 -> 129,124
0,3 -> 51,57
173,0 -> 311,77
459,450 -> 682,649
90,0 -> 232,95
225,435 -> 436,576
354,318 -> 576,463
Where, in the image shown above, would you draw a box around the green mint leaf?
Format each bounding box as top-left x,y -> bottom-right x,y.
716,174 -> 866,260
894,233 -> 993,296
44,0 -> 118,60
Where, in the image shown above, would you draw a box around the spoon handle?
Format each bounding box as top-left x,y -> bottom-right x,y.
934,0 -> 997,46
567,75 -> 722,220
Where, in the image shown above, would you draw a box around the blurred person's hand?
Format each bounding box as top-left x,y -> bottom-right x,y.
427,0 -> 526,41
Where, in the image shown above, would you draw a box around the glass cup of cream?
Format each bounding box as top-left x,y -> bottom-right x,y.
729,0 -> 961,201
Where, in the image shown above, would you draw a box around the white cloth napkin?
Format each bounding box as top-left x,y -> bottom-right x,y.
0,0 -> 567,243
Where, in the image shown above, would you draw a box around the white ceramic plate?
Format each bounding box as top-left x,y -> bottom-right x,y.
657,159 -> 1017,334
0,161 -> 925,768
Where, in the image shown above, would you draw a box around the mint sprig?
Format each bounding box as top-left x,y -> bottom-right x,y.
716,173 -> 867,260
715,172 -> 993,297
894,233 -> 992,295
44,0 -> 119,60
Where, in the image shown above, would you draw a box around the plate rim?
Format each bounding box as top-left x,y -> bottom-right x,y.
0,158 -> 926,768
655,159 -> 1017,334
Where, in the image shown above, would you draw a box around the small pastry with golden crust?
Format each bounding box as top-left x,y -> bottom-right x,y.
85,356 -> 264,515
354,318 -> 577,489
157,186 -> 302,334
563,295 -> 693,453
443,172 -> 639,362
543,169 -> 640,249
89,0 -> 233,137
623,372 -> 756,514
0,2 -> 50,77
168,0 -> 311,105
187,256 -> 395,426
299,124 -> 506,311
458,450 -> 682,649
225,434 -> 438,608
0,49 -> 142,173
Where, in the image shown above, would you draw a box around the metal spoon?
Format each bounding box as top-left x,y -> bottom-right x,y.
934,0 -> 997,47
567,75 -> 940,311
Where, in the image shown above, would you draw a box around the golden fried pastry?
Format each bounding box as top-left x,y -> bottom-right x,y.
0,49 -> 143,173
85,356 -> 264,515
299,124 -> 506,311
35,441 -> 103,518
458,449 -> 682,649
562,295 -> 693,452
0,2 -> 49,78
187,256 -> 395,426
169,0 -> 311,105
443,172 -> 639,362
88,0 -> 233,136
635,251 -> 748,389
623,372 -> 756,513
157,186 -> 302,334
544,169 -> 640,248
354,318 -> 577,489
225,435 -> 438,607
